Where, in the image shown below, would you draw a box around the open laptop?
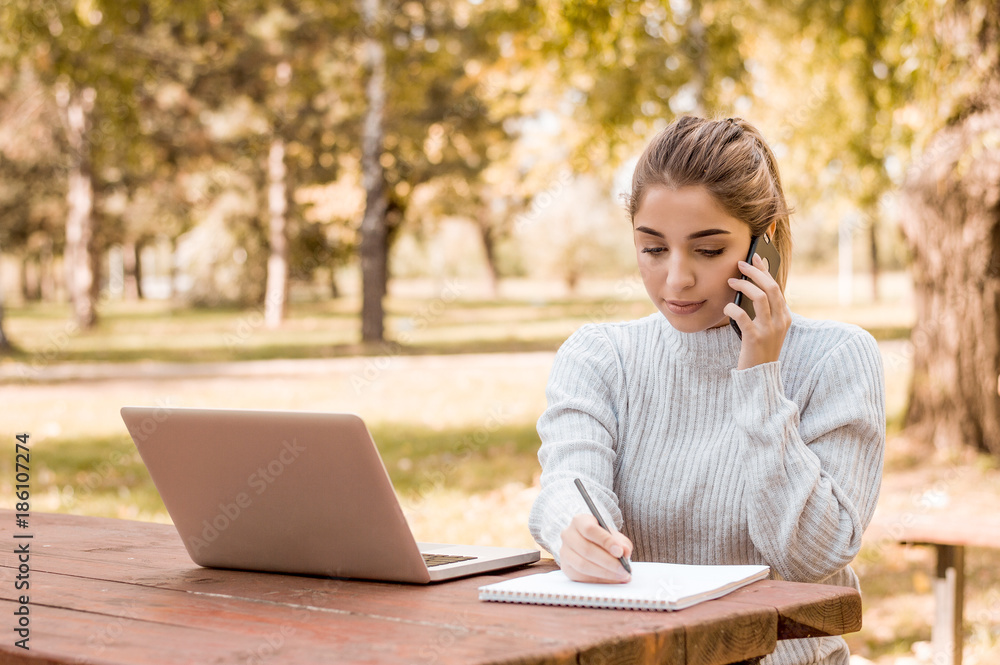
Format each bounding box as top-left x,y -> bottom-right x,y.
121,406 -> 540,583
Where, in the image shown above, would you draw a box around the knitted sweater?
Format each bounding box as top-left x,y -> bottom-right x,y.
528,312 -> 885,665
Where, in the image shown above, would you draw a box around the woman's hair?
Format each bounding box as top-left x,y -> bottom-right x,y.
626,116 -> 793,290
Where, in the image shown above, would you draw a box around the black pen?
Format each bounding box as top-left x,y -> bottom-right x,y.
574,478 -> 632,574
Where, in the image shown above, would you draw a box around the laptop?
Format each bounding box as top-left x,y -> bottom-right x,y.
121,406 -> 540,583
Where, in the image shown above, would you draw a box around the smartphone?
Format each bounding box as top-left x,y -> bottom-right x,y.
730,233 -> 781,339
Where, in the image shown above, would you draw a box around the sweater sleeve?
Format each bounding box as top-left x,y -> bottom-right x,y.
731,329 -> 885,583
528,325 -> 626,562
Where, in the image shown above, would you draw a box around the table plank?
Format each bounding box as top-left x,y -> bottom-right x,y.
725,580 -> 862,639
869,513 -> 1000,549
0,574 -> 583,665
0,601 -> 585,665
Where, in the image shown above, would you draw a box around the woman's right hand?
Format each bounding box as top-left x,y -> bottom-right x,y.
559,514 -> 634,583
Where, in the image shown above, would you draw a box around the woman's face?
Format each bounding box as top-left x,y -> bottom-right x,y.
633,185 -> 753,333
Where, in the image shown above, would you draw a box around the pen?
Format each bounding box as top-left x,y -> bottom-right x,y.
574,478 -> 632,574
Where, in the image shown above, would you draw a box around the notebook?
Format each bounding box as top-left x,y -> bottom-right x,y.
479,561 -> 769,610
121,406 -> 540,584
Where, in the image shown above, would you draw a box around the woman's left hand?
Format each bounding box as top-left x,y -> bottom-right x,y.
724,253 -> 792,370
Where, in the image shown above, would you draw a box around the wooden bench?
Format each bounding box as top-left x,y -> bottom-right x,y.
868,514 -> 1000,665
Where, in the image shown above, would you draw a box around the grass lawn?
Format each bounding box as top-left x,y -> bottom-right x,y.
7,421 -> 544,522
1,273 -> 913,366
2,287 -> 654,364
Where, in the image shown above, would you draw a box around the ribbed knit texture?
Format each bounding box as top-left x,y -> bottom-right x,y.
529,312 -> 885,665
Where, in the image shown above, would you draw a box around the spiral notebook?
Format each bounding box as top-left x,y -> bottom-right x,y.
479,561 -> 769,611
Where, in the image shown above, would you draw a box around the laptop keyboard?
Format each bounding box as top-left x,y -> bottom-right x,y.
422,553 -> 478,568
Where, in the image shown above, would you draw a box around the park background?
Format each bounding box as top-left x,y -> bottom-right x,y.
1,1 -> 999,663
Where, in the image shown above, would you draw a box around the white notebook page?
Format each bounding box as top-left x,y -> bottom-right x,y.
479,561 -> 769,611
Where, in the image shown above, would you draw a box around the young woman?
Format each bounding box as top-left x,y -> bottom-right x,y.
528,116 -> 885,665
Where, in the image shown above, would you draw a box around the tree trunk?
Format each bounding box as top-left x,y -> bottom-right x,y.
123,239 -> 141,301
40,239 -> 56,302
21,257 -> 40,301
564,270 -> 580,295
330,268 -> 341,299
134,239 -> 144,300
899,91 -> 1000,455
476,209 -> 500,299
168,236 -> 178,300
0,243 -> 13,353
89,239 -> 102,304
0,299 -> 10,353
867,221 -> 879,303
358,0 -> 389,343
265,135 -> 289,329
58,86 -> 98,329
859,10 -> 884,305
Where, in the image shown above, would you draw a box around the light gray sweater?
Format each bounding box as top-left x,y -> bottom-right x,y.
528,312 -> 885,665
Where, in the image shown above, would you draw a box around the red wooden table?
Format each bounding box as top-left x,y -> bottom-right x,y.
0,510 -> 861,664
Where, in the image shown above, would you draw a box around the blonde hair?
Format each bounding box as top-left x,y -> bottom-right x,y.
626,116 -> 793,290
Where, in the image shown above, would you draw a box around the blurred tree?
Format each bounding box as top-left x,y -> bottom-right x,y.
0,63 -> 67,304
774,0 -> 905,302
0,63 -> 65,353
174,1 -> 356,318
537,0 -> 751,170
353,0 -> 538,341
517,175 -> 633,293
0,0 -> 212,323
295,165 -> 365,298
0,304 -> 9,353
1,0 -> 154,328
898,0 -> 1000,455
358,0 -> 388,342
454,0 -> 755,298
382,4 -> 545,300
57,82 -> 97,326
0,241 -> 10,352
100,15 -> 220,304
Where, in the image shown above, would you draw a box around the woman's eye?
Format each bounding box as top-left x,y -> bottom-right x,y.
641,247 -> 666,255
699,249 -> 725,257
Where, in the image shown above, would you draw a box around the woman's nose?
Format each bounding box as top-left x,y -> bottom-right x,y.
663,255 -> 696,291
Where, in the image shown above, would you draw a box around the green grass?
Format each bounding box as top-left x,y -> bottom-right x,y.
2,297 -> 649,364
1,276 -> 913,366
3,435 -> 165,520
0,422 -> 542,521
372,422 -> 542,497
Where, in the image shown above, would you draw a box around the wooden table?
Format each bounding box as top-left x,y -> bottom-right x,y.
869,513 -> 1000,665
0,510 -> 861,664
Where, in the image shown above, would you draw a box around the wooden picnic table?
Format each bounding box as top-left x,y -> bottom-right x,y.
869,513 -> 1000,665
0,510 -> 861,664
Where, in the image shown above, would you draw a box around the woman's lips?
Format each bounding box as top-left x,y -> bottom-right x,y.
665,300 -> 706,315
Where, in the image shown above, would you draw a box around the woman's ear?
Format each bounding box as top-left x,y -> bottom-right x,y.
767,220 -> 778,239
